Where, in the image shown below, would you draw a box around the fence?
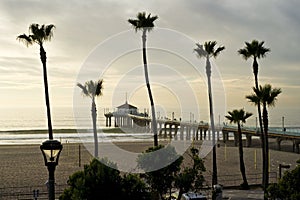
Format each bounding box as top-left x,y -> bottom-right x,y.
204,172 -> 277,188
0,172 -> 277,199
0,184 -> 67,200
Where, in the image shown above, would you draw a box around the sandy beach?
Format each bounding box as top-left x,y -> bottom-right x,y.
0,138 -> 299,198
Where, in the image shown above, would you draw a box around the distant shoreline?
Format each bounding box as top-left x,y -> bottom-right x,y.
0,127 -> 125,134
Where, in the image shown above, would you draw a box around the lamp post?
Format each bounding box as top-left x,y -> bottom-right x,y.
40,140 -> 63,200
279,164 -> 290,179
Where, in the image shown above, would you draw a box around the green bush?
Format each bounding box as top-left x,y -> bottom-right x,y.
267,160 -> 300,200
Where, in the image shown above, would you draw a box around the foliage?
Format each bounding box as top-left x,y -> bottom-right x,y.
176,147 -> 206,199
59,158 -> 151,200
137,145 -> 183,199
194,41 -> 225,59
238,40 -> 270,61
267,160 -> 300,200
17,24 -> 55,46
137,145 -> 206,200
77,80 -> 103,99
121,174 -> 151,200
128,12 -> 158,33
225,109 -> 252,124
246,84 -> 282,108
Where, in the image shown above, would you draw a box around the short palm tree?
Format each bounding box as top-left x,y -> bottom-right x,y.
128,12 -> 159,147
194,41 -> 225,186
17,24 -> 55,140
238,40 -> 270,187
77,80 -> 103,158
226,109 -> 252,189
246,84 -> 281,190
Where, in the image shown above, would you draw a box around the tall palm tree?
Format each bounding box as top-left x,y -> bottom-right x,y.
246,84 -> 281,191
17,23 -> 55,140
77,80 -> 103,158
128,12 -> 159,147
194,41 -> 225,186
238,40 -> 270,187
225,109 -> 252,189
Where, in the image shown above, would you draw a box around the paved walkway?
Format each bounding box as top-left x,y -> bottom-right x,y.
222,188 -> 264,199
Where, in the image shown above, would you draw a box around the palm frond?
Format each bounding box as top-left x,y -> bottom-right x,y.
77,83 -> 89,97
29,24 -> 40,36
95,79 -> 103,96
87,80 -> 96,96
194,43 -> 207,58
213,46 -> 225,58
16,34 -> 33,47
45,24 -> 55,41
238,48 -> 250,60
128,19 -> 139,32
246,94 -> 260,105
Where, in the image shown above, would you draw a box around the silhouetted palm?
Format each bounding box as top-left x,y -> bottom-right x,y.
226,109 -> 252,189
17,24 -> 55,140
238,40 -> 270,188
77,80 -> 103,158
128,12 -> 159,146
194,41 -> 225,186
246,84 -> 281,190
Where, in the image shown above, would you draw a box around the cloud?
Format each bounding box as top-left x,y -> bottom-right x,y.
0,0 -> 299,112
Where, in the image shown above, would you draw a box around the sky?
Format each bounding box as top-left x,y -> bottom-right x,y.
0,0 -> 299,126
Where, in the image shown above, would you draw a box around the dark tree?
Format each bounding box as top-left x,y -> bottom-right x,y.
194,41 -> 225,186
225,109 -> 252,189
238,40 -> 270,190
246,84 -> 281,191
17,24 -> 55,139
77,80 -> 103,158
128,12 -> 159,146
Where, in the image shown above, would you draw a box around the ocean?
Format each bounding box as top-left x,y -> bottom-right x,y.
0,106 -> 299,145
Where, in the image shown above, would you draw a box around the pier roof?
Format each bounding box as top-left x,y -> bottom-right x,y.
117,101 -> 137,110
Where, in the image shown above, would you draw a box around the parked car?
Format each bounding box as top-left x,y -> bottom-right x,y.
181,192 -> 207,200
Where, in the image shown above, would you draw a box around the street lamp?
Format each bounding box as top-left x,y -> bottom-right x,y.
40,139 -> 63,200
279,163 -> 290,179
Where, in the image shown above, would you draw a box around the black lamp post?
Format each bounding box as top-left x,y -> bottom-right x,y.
279,164 -> 290,179
40,140 -> 63,200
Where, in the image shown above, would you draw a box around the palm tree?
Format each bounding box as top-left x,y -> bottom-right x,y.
246,84 -> 281,191
194,41 -> 225,186
238,40 -> 270,187
128,12 -> 159,147
77,80 -> 103,158
17,24 -> 55,140
225,109 -> 252,189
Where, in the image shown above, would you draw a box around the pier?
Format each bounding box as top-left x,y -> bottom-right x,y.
104,111 -> 300,153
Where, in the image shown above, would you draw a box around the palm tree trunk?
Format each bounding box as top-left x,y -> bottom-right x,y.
142,30 -> 158,147
238,123 -> 249,189
91,100 -> 98,158
40,45 -> 53,140
262,104 -> 269,189
253,59 -> 266,188
206,58 -> 217,186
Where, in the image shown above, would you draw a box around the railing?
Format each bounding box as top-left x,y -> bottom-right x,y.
0,173 -> 277,199
203,172 -> 277,188
0,184 -> 67,200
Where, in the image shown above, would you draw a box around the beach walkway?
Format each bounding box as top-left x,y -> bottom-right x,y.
223,188 -> 264,200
